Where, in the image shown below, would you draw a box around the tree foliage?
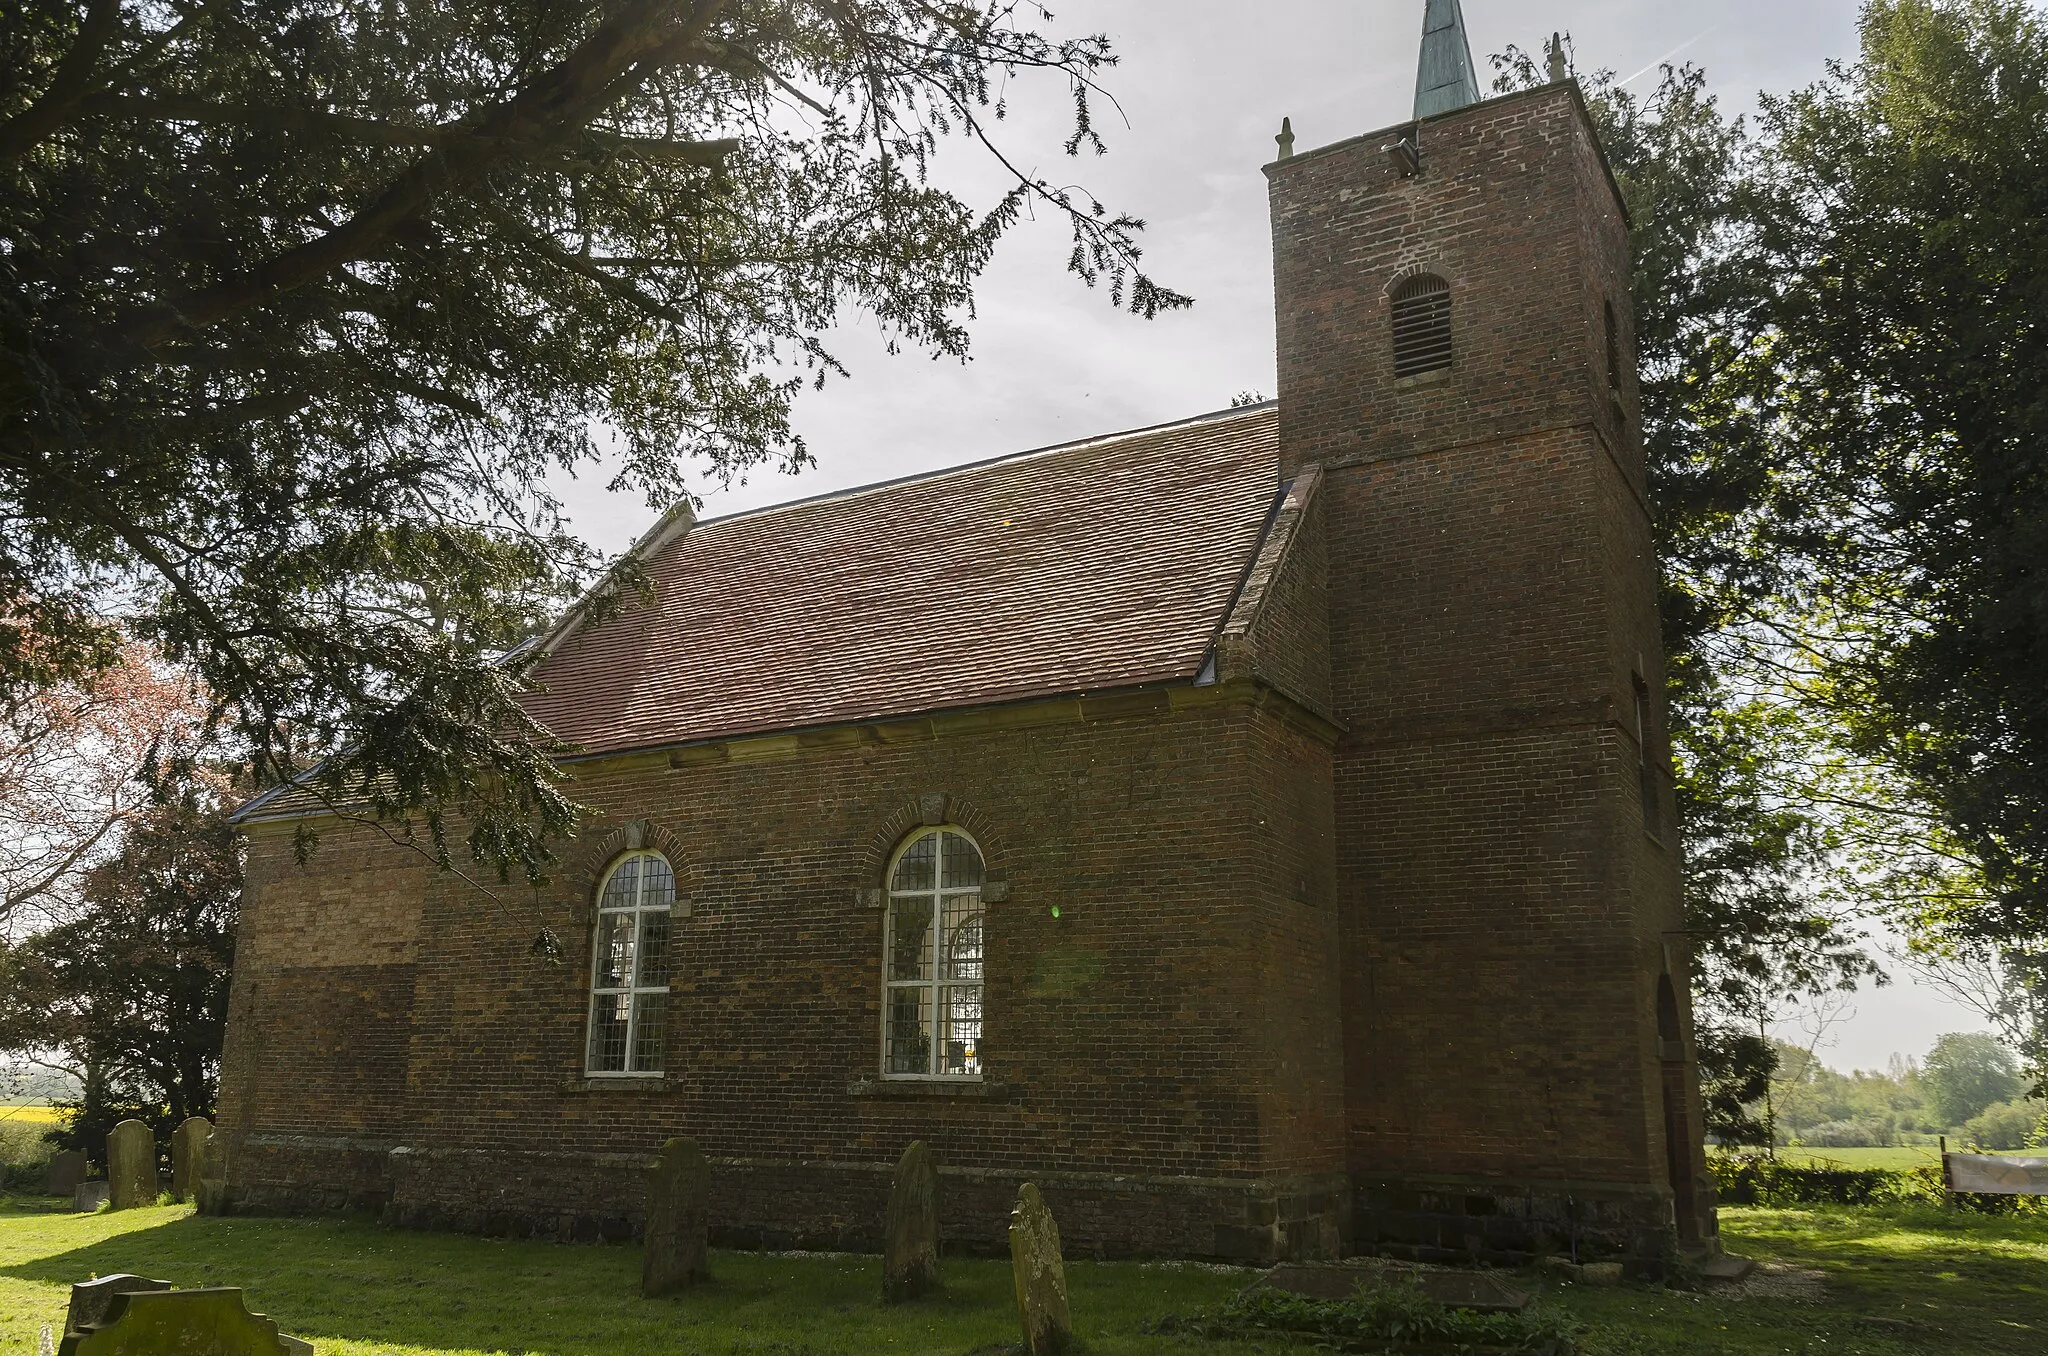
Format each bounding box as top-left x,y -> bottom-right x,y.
0,1 -> 1184,883
1923,1031 -> 2026,1128
0,634 -> 205,929
1753,0 -> 2048,1018
0,760 -> 238,1164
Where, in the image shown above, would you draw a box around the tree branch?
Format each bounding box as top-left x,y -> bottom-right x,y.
93,93 -> 741,165
0,0 -> 123,163
119,0 -> 731,351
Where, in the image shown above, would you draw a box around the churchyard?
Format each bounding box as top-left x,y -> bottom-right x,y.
4,1193 -> 2047,1355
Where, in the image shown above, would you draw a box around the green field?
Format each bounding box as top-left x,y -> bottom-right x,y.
1718,1146 -> 1949,1171
5,1194 -> 2048,1354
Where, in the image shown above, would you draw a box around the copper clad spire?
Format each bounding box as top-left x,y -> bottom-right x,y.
1414,0 -> 1481,119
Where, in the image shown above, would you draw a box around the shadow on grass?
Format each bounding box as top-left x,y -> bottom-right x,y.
0,1209 -> 1252,1356
1553,1206 -> 2048,1356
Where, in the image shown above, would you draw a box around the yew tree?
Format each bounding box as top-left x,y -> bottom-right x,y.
0,1 -> 1183,880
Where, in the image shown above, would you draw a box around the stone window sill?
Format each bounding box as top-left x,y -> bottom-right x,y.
847,1077 -> 1004,1100
563,1075 -> 671,1094
1392,368 -> 1452,391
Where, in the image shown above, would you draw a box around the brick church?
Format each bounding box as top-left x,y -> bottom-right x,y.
216,3 -> 1718,1269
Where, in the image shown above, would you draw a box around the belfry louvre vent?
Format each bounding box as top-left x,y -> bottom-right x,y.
1391,274 -> 1454,378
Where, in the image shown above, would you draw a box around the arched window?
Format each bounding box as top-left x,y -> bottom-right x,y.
1390,273 -> 1454,378
586,851 -> 673,1075
883,827 -> 984,1078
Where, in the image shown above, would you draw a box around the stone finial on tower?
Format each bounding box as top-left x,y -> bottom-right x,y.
1415,0 -> 1481,119
1275,116 -> 1295,160
1547,33 -> 1569,84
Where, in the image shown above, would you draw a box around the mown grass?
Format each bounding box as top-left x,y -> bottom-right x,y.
5,1195 -> 2048,1354
1718,1146 -> 1946,1172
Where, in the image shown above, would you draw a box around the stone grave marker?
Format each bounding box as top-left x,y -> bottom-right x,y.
883,1140 -> 941,1302
44,1150 -> 88,1198
63,1275 -> 173,1337
1008,1182 -> 1072,1356
105,1119 -> 155,1210
72,1182 -> 108,1213
641,1136 -> 711,1296
172,1117 -> 212,1202
59,1287 -> 312,1356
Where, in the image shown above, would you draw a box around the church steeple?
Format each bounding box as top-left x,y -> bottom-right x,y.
1414,0 -> 1481,119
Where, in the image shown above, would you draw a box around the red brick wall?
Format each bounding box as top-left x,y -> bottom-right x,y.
1267,82 -> 1712,1256
216,688 -> 1348,1261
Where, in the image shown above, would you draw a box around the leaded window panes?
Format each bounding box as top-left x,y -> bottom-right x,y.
883,828 -> 984,1078
586,851 -> 674,1075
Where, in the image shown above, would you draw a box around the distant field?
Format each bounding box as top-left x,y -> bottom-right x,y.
1716,1145 -> 1946,1170
0,1106 -> 60,1126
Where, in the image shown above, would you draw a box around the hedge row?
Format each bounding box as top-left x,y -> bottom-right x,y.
1708,1155 -> 2045,1214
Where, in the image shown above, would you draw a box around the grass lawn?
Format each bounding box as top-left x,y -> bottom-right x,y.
4,1195 -> 2048,1354
1716,1147 -> 1948,1172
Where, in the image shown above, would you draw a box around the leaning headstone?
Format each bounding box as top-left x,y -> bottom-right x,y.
1009,1183 -> 1073,1356
44,1150 -> 89,1197
172,1117 -> 212,1202
63,1275 -> 172,1337
105,1119 -> 155,1210
59,1287 -> 312,1356
883,1140 -> 941,1302
71,1182 -> 108,1213
641,1136 -> 711,1296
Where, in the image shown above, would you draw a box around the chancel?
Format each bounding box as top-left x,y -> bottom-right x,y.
215,0 -> 1718,1270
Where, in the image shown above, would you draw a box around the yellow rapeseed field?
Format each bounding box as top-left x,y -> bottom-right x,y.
0,1105 -> 61,1126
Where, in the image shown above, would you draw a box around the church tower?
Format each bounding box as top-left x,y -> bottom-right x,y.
1266,4 -> 1718,1262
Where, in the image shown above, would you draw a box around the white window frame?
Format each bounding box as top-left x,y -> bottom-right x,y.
880,827 -> 986,1081
585,850 -> 673,1078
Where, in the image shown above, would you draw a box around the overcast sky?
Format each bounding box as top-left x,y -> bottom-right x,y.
553,0 -> 1996,1072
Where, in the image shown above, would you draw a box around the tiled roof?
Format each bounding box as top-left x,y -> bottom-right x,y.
525,404 -> 1283,758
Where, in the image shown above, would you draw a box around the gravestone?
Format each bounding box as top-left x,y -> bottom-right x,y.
58,1287 -> 312,1356
44,1150 -> 88,1197
883,1140 -> 941,1302
63,1275 -> 173,1337
72,1182 -> 108,1213
641,1136 -> 711,1296
172,1117 -> 212,1202
1008,1183 -> 1072,1356
105,1119 -> 155,1209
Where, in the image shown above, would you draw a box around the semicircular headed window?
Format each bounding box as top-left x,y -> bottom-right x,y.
586,850 -> 674,1075
1391,273 -> 1454,378
883,827 -> 984,1078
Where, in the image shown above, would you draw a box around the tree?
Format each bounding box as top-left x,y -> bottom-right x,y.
0,634 -> 205,930
1922,1032 -> 2024,1128
0,2 -> 1185,884
1752,0 -> 2048,1044
0,762 -> 238,1165
1695,1025 -> 1776,1148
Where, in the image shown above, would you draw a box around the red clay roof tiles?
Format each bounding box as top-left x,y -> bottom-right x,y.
524,404 -> 1282,758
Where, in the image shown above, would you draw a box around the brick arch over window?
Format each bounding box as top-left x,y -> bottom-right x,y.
563,818 -> 692,922
1383,262 -> 1452,295
856,794 -> 1006,887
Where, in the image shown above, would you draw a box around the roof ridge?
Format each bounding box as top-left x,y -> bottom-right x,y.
688,400 -> 1278,534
